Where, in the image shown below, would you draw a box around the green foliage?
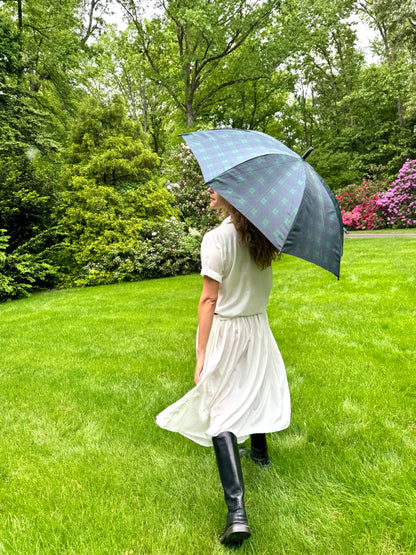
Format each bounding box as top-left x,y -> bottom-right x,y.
81,134 -> 158,189
58,175 -> 176,271
0,156 -> 56,249
1,0 -> 106,115
63,96 -> 154,171
0,0 -> 94,154
277,0 -> 416,187
0,229 -> 60,302
0,231 -> 13,297
88,26 -> 174,154
58,97 -> 181,283
119,0 -> 283,127
310,150 -> 363,191
0,21 -> 54,157
0,5 -> 75,302
0,154 -> 62,301
74,218 -> 201,286
163,144 -> 220,233
136,219 -> 201,279
207,72 -> 293,132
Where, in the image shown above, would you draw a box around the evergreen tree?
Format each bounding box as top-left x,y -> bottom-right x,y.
58,97 -> 177,279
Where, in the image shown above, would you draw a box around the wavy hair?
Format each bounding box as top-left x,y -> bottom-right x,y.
223,201 -> 279,269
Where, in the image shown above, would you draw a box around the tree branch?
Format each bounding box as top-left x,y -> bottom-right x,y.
194,76 -> 262,111
80,0 -> 100,44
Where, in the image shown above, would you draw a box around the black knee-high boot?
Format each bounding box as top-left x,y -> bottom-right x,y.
240,433 -> 271,466
212,432 -> 251,545
250,433 -> 271,466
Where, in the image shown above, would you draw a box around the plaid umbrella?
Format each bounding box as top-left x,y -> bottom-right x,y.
181,128 -> 343,278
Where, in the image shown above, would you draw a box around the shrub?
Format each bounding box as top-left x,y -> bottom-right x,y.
0,231 -> 13,298
59,98 -> 183,284
336,168 -> 390,230
58,175 -> 178,279
163,143 -> 220,233
341,195 -> 385,230
336,169 -> 390,213
0,229 -> 59,302
0,155 -> 57,250
74,218 -> 201,286
0,153 -> 66,301
377,159 -> 416,228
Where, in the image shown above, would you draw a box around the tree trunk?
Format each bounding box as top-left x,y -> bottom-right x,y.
186,102 -> 194,127
140,80 -> 148,132
17,0 -> 23,29
396,97 -> 406,127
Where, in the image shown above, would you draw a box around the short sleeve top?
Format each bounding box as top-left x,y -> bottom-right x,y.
200,217 -> 273,317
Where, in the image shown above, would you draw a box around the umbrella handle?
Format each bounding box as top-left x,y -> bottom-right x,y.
301,147 -> 314,160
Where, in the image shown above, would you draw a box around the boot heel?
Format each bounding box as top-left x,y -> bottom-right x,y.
220,523 -> 251,545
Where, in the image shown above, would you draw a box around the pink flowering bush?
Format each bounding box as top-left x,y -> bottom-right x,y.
340,195 -> 385,230
164,144 -> 220,233
377,159 -> 416,228
336,169 -> 390,230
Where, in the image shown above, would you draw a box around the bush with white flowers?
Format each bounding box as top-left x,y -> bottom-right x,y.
164,144 -> 220,233
75,217 -> 201,286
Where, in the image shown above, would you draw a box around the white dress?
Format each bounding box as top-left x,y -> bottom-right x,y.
156,217 -> 291,446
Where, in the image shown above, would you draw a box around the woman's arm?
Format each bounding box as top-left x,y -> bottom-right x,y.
195,276 -> 219,385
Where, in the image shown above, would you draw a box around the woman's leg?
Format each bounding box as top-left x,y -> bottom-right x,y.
212,432 -> 251,545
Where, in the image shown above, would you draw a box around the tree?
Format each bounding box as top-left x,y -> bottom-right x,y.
88,26 -> 174,153
58,96 -> 177,276
355,0 -> 416,127
198,10 -> 297,131
0,14 -> 52,156
79,0 -> 113,44
279,0 -> 366,186
0,13 -> 63,300
117,0 -> 282,127
207,74 -> 292,131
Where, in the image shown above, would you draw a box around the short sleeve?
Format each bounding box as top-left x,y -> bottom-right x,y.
200,231 -> 224,283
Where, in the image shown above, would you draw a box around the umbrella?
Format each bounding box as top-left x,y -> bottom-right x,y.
181,128 -> 343,278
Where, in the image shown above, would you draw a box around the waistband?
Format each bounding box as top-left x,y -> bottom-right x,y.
214,311 -> 267,320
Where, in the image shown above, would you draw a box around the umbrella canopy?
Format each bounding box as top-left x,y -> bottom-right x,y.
181,128 -> 343,278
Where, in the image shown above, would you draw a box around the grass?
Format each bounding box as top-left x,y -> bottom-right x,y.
0,237 -> 415,554
347,228 -> 416,234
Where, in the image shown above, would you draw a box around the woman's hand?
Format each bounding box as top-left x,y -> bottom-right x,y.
194,354 -> 205,385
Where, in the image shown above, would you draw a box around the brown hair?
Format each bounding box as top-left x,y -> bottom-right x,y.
223,201 -> 279,269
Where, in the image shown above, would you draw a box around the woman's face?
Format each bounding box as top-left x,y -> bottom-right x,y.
208,188 -> 227,210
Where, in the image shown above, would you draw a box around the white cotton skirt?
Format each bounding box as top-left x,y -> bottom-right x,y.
155,312 -> 291,446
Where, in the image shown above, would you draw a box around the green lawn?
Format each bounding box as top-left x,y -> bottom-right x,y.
347,228 -> 416,234
0,237 -> 415,554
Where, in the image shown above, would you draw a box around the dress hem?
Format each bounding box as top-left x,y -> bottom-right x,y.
155,417 -> 291,447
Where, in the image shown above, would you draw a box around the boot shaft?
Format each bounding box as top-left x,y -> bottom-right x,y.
212,431 -> 251,544
250,433 -> 271,466
212,432 -> 245,511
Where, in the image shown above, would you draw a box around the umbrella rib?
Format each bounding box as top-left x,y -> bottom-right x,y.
204,152 -> 300,186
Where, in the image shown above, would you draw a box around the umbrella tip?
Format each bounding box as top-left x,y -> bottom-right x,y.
301,146 -> 314,160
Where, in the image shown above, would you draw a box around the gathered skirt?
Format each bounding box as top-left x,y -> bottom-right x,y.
155,312 -> 291,446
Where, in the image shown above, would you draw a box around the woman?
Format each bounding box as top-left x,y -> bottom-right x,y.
156,187 -> 291,546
